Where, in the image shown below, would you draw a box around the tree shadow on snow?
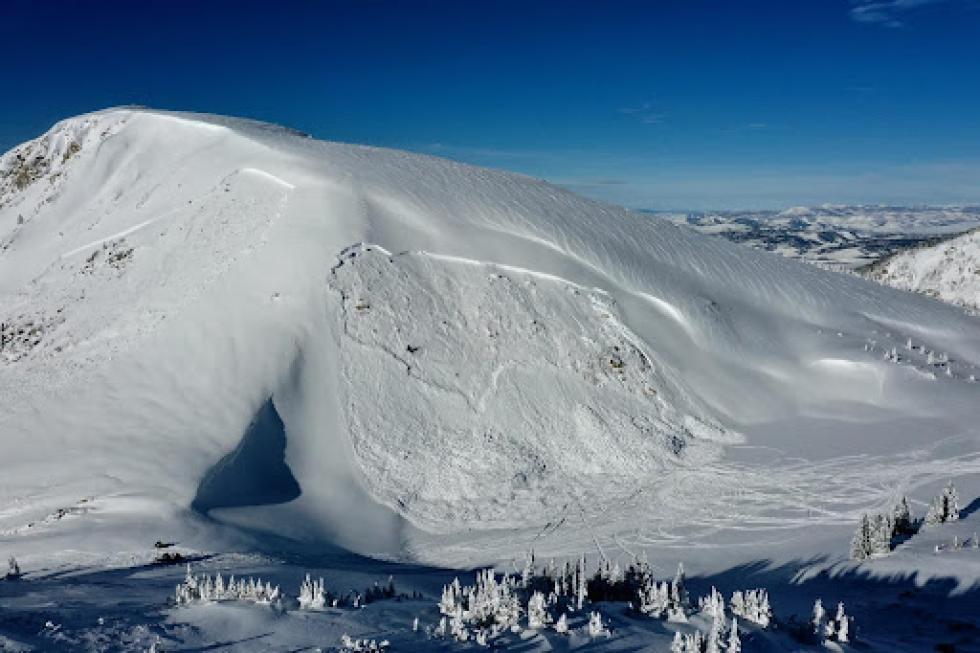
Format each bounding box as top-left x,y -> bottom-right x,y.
688,557 -> 980,652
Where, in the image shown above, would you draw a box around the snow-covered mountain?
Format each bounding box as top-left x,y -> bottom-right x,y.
3,108 -> 980,651
666,205 -> 980,270
863,228 -> 980,313
2,109 -> 980,562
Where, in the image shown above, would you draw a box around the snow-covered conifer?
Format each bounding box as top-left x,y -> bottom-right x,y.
706,611 -> 725,653
575,555 -> 588,610
944,481 -> 960,521
893,496 -> 914,534
587,611 -> 610,637
850,514 -> 872,560
835,602 -> 850,643
298,574 -> 326,610
871,513 -> 894,555
812,599 -> 826,638
554,613 -> 569,634
671,562 -> 689,609
527,591 -> 551,629
727,617 -> 741,653
671,631 -> 685,653
730,590 -> 745,616
521,550 -> 535,589
5,556 -> 20,580
926,481 -> 962,525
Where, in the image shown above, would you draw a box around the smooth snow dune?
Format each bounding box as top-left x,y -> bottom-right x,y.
1,108 -> 979,564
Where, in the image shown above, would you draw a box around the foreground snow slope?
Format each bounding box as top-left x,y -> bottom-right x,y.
1,109 -> 979,567
864,227 -> 980,313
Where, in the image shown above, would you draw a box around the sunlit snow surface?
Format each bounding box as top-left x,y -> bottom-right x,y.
2,109 -> 980,650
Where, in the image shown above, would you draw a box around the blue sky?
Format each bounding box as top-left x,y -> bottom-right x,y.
2,0 -> 978,209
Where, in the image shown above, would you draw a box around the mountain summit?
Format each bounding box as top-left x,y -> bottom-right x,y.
1,109 -> 978,562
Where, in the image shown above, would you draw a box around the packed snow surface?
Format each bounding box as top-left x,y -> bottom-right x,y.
2,109 -> 980,572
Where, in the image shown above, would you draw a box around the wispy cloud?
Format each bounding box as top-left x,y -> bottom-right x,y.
619,102 -> 666,125
849,0 -> 948,27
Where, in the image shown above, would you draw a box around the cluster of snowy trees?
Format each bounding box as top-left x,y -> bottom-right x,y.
850,496 -> 916,560
672,586 -> 742,653
636,562 -> 690,621
925,481 -> 961,526
435,568 -> 525,643
670,622 -> 741,653
339,633 -> 390,652
812,599 -> 851,644
636,562 -> 769,652
851,483 -> 966,560
174,565 -> 281,606
730,589 -> 772,628
429,551 -> 777,650
173,565 -> 399,613
298,573 -> 396,610
432,552 -> 629,644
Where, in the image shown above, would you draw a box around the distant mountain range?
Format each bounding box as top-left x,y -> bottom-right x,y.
660,205 -> 980,311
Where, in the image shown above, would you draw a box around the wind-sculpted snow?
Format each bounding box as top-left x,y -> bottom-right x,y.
1,108 -> 980,567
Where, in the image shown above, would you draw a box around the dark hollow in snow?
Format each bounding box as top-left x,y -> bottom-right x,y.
192,398 -> 301,513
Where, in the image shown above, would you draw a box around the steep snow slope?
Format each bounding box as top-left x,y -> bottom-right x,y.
864,227 -> 980,313
1,109 -> 979,567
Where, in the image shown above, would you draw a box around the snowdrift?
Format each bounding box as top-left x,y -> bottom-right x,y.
1,109 -> 979,562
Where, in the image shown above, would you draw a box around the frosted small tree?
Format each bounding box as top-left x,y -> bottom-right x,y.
730,590 -> 745,617
6,556 -> 21,580
439,578 -> 461,615
575,555 -> 588,610
671,562 -> 689,610
527,591 -> 551,629
926,481 -> 961,525
554,613 -> 569,634
812,599 -> 826,638
893,496 -> 914,534
835,602 -> 850,643
871,513 -> 894,556
298,574 -> 326,610
521,550 -> 535,589
850,514 -> 872,560
699,586 -> 725,621
671,631 -> 685,653
587,611 -> 610,637
727,617 -> 741,653
706,611 -> 725,653
944,481 -> 961,522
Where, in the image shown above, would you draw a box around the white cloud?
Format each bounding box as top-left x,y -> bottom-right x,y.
849,0 -> 949,27
619,103 -> 666,125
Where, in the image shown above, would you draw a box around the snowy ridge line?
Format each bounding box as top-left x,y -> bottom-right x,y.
240,166 -> 295,189
422,250 -> 700,343
419,250 -> 611,296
